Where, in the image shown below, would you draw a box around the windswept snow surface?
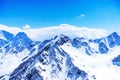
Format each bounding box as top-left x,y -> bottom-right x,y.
0,49 -> 30,76
61,43 -> 120,80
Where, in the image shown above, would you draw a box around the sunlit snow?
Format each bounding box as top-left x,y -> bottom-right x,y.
61,43 -> 120,80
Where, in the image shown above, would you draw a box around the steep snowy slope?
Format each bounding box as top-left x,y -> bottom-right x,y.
9,35 -> 92,80
0,30 -> 14,48
61,42 -> 120,80
0,30 -> 14,41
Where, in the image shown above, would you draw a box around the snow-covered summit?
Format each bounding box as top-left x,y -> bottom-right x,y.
0,30 -> 14,41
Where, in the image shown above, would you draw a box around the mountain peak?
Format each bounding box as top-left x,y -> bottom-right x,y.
13,32 -> 33,43
110,32 -> 119,37
54,34 -> 71,45
107,32 -> 120,48
13,32 -> 32,45
0,30 -> 14,41
2,32 -> 33,53
12,32 -> 33,47
15,32 -> 28,38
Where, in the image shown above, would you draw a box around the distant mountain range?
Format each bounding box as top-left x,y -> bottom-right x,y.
0,25 -> 120,80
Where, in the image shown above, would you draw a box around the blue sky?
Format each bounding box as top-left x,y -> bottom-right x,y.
0,0 -> 120,32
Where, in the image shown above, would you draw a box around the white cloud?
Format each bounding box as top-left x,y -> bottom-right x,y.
76,13 -> 85,19
0,24 -> 108,41
23,24 -> 31,29
24,24 -> 108,41
0,24 -> 22,35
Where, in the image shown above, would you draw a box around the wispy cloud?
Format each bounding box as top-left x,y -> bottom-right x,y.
76,13 -> 85,19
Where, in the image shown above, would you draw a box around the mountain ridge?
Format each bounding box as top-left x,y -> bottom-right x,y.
0,30 -> 120,80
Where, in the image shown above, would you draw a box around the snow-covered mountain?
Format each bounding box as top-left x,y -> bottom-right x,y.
0,24 -> 120,80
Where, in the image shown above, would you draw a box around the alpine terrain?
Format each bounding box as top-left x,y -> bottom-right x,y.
0,24 -> 120,80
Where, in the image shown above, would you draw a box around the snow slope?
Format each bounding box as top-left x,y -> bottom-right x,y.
61,43 -> 120,80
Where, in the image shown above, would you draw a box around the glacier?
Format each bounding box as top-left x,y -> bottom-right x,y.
0,24 -> 120,80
